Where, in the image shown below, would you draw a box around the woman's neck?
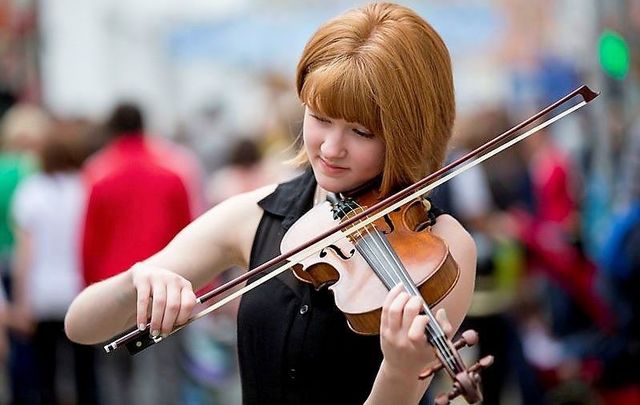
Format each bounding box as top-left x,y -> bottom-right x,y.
313,185 -> 328,206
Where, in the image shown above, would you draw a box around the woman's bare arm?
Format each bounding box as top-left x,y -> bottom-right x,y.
64,185 -> 275,345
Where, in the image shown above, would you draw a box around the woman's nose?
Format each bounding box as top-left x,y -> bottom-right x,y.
320,130 -> 347,159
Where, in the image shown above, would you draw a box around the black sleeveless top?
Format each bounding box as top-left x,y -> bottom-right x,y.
237,169 -> 445,405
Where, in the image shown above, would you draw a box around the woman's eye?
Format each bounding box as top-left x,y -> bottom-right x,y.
353,128 -> 374,138
311,114 -> 330,123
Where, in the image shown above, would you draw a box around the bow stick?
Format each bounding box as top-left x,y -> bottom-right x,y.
105,85 -> 599,355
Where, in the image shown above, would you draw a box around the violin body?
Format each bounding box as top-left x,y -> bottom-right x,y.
281,193 -> 468,336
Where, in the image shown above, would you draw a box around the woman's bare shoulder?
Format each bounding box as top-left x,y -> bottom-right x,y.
430,214 -> 476,266
431,214 -> 472,239
226,183 -> 279,206
195,183 -> 279,262
195,183 -> 277,235
146,183 -> 279,281
429,214 -> 477,332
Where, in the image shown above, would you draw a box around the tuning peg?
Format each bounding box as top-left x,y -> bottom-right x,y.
435,368 -> 485,404
442,358 -> 493,404
435,381 -> 485,405
453,329 -> 479,349
418,360 -> 443,379
470,355 -> 494,374
418,330 -> 484,380
434,382 -> 460,405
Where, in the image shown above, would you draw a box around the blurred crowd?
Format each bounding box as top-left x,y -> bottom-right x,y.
0,1 -> 639,405
0,98 -> 294,405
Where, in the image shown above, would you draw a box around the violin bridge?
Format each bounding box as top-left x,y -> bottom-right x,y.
419,196 -> 431,211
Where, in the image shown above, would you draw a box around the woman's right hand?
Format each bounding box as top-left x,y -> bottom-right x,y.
130,262 -> 197,337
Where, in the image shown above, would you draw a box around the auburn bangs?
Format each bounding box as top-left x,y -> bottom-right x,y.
299,57 -> 383,140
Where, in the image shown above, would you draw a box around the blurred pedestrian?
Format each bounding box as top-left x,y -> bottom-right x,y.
10,117 -> 98,405
206,136 -> 283,206
182,136 -> 285,404
431,108 -> 542,405
0,103 -> 45,291
504,126 -> 620,404
81,102 -> 194,405
595,114 -> 640,404
0,103 -> 49,404
516,128 -> 613,334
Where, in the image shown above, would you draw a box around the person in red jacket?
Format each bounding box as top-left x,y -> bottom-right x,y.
81,102 -> 194,404
82,103 -> 193,285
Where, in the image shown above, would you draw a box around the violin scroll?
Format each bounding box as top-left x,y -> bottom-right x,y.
434,353 -> 494,405
419,329 -> 494,404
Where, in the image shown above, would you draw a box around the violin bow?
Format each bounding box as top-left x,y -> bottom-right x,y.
105,85 -> 599,360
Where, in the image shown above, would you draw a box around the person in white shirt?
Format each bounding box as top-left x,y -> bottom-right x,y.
11,118 -> 98,405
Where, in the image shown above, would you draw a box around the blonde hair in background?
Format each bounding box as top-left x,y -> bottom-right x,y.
295,2 -> 455,197
0,103 -> 52,152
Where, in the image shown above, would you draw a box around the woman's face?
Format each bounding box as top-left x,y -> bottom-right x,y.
303,107 -> 385,193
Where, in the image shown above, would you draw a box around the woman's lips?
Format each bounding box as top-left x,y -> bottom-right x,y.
318,157 -> 348,174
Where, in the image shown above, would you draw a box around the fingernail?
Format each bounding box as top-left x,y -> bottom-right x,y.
138,323 -> 145,331
151,330 -> 159,337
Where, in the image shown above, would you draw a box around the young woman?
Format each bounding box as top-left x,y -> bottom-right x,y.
65,3 -> 477,404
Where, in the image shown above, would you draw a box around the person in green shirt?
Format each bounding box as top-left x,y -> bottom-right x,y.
0,103 -> 48,284
0,155 -> 34,266
0,103 -> 49,403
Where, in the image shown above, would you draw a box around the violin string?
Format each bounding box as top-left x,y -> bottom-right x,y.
364,225 -> 458,371
357,221 -> 457,372
334,204 -> 399,288
356,227 -> 454,369
339,203 -> 449,360
344,201 -> 457,372
349,207 -> 406,289
353,220 -> 400,287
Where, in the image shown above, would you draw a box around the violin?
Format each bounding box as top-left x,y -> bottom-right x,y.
284,191 -> 459,335
283,189 -> 489,404
104,85 -> 599,404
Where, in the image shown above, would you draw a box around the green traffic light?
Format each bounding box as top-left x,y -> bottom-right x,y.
598,29 -> 630,80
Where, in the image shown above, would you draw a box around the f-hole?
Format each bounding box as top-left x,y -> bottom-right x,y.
319,244 -> 355,260
381,214 -> 395,234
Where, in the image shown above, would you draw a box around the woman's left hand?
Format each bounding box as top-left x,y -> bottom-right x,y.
379,284 -> 452,378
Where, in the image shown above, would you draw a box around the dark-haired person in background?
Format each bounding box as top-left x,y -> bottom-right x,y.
81,102 -> 197,405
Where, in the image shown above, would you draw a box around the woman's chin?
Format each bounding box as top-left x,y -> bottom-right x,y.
315,177 -> 350,194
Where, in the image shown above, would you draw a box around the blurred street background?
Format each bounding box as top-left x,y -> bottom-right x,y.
0,0 -> 639,404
